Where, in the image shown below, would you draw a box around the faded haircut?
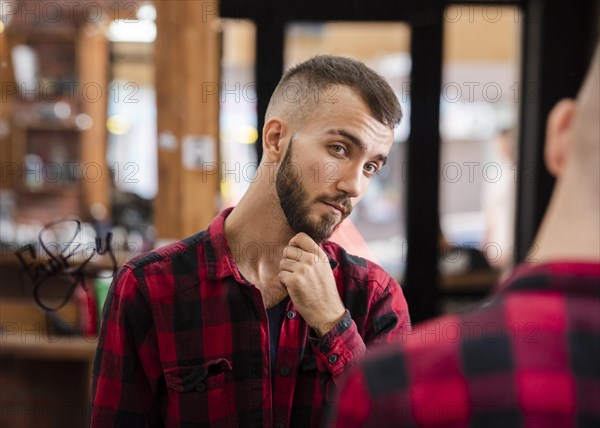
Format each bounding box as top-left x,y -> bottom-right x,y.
265,55 -> 402,130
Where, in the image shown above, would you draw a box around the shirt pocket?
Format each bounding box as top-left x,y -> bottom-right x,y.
300,354 -> 317,372
163,358 -> 235,426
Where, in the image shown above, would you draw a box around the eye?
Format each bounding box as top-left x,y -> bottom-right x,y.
363,163 -> 380,176
330,144 -> 347,156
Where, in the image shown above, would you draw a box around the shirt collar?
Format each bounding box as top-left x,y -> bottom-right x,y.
203,207 -> 339,280
203,207 -> 240,281
321,244 -> 340,270
501,261 -> 600,296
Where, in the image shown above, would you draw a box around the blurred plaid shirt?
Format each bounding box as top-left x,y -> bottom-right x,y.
331,262 -> 600,428
88,208 -> 410,427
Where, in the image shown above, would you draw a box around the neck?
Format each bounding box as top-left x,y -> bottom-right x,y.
533,174 -> 600,264
224,166 -> 295,273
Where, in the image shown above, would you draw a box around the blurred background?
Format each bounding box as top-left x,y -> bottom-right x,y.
0,1 -> 597,426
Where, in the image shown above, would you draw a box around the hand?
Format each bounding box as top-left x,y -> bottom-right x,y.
278,233 -> 346,336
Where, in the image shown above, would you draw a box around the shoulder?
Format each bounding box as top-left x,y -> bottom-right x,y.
115,230 -> 208,301
338,292 -> 558,427
322,240 -> 393,290
124,230 -> 207,272
361,298 -> 509,391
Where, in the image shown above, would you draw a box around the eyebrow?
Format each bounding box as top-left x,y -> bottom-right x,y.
325,129 -> 388,166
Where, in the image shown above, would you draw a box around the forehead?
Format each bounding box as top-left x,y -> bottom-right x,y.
300,86 -> 394,146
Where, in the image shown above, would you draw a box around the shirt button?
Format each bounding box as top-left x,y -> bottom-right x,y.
279,366 -> 291,377
286,310 -> 296,320
328,354 -> 339,364
320,343 -> 331,353
196,382 -> 206,392
276,423 -> 284,428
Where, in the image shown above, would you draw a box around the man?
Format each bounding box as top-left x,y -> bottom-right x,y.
331,46 -> 600,428
88,55 -> 410,427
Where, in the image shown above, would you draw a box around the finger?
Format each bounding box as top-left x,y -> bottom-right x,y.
288,232 -> 318,253
289,233 -> 327,262
278,270 -> 293,287
289,234 -> 326,263
279,258 -> 297,273
283,245 -> 303,261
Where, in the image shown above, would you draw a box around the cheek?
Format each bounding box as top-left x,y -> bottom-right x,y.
312,159 -> 343,184
297,159 -> 339,185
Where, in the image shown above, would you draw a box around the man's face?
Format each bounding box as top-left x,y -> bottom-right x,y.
276,138 -> 351,243
275,86 -> 395,243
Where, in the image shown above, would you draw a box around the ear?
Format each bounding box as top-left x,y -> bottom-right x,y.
545,99 -> 576,177
262,118 -> 288,163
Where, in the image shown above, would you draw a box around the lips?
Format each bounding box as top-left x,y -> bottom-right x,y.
322,200 -> 348,216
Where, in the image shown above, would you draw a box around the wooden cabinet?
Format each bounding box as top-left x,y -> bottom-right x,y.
1,6 -> 112,428
3,12 -> 109,223
0,297 -> 97,428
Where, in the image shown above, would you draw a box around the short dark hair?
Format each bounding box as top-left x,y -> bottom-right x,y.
265,55 -> 402,129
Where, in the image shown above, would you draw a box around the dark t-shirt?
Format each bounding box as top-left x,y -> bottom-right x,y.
267,297 -> 289,384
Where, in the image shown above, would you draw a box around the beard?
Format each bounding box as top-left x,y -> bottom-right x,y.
275,137 -> 352,243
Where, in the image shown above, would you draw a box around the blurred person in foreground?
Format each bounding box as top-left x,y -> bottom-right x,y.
331,45 -> 600,428
88,55 -> 410,427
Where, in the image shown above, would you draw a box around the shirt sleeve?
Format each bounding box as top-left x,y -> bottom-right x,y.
329,367 -> 373,428
310,275 -> 410,381
88,266 -> 162,427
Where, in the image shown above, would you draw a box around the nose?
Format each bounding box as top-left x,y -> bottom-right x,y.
335,164 -> 363,198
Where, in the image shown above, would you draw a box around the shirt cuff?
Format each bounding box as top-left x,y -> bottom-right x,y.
309,310 -> 367,379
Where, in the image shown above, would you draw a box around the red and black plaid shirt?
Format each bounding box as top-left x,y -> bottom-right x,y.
331,262 -> 600,428
88,208 -> 410,427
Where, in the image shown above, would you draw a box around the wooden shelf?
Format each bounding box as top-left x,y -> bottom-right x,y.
13,101 -> 81,129
7,24 -> 77,41
15,184 -> 81,195
0,251 -> 124,272
14,118 -> 81,132
0,333 -> 97,361
0,297 -> 97,361
439,269 -> 500,294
